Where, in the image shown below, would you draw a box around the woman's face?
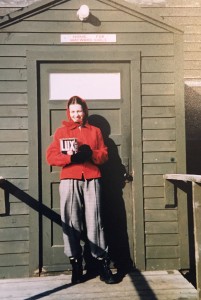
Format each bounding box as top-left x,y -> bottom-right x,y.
69,104 -> 85,123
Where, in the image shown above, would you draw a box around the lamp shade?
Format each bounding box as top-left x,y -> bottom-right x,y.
77,5 -> 90,21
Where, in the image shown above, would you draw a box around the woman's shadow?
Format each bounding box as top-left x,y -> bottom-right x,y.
88,114 -> 134,277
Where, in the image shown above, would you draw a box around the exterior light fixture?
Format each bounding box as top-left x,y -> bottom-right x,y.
77,5 -> 90,21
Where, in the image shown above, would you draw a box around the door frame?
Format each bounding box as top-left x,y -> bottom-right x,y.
27,49 -> 144,275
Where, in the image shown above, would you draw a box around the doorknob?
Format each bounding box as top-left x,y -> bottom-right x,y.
122,157 -> 133,183
124,172 -> 133,183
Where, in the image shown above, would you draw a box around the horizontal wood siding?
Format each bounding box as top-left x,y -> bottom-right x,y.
142,36 -> 180,269
0,1 -> 31,278
141,33 -> 179,268
138,1 -> 201,82
0,0 -> 184,275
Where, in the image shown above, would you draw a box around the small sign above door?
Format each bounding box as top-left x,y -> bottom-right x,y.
60,34 -> 116,43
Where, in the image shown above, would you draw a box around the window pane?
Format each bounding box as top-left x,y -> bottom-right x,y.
49,73 -> 121,100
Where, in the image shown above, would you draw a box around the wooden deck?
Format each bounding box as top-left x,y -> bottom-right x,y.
0,270 -> 198,300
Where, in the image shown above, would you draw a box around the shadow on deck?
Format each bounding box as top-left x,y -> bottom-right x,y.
0,270 -> 198,300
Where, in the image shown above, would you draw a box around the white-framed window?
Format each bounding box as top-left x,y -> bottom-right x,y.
49,73 -> 121,100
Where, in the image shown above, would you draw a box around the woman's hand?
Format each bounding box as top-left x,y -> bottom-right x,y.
71,144 -> 92,163
67,150 -> 74,155
79,144 -> 92,159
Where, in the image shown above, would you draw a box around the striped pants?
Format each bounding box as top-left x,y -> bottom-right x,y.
59,178 -> 107,258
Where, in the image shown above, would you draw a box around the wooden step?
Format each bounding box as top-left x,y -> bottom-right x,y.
0,270 -> 198,300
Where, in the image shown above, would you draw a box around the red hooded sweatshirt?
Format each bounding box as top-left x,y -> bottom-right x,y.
46,100 -> 108,180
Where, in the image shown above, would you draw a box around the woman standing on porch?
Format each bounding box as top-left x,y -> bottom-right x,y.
46,96 -> 116,285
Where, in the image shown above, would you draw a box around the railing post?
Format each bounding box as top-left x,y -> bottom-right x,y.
0,177 -> 5,215
164,179 -> 175,206
164,174 -> 201,299
192,182 -> 201,299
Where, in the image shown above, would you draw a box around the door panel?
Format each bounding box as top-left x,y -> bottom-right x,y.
40,62 -> 133,272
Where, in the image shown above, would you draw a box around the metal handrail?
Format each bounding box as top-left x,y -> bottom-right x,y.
164,174 -> 201,299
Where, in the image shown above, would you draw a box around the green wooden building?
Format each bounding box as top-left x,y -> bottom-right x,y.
0,0 -> 187,278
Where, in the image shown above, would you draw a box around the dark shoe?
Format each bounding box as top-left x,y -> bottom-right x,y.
83,268 -> 99,282
83,257 -> 100,281
70,257 -> 83,285
98,258 -> 117,284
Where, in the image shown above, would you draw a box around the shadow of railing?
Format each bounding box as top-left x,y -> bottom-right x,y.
0,177 -> 61,225
128,271 -> 158,299
23,283 -> 71,300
